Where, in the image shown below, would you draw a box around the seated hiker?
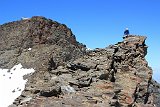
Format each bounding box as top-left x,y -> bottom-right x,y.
124,28 -> 129,35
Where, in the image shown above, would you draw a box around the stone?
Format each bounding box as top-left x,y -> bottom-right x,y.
20,96 -> 32,104
110,99 -> 120,106
67,63 -> 90,71
39,86 -> 61,97
78,77 -> 92,87
99,73 -> 109,80
0,17 -> 159,107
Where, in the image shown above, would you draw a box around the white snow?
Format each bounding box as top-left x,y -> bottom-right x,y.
61,85 -> 75,94
86,47 -> 92,50
21,17 -> 30,20
28,48 -> 32,51
0,63 -> 35,107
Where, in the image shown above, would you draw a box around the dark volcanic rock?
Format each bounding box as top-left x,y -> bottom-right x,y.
0,17 -> 159,107
0,16 -> 86,70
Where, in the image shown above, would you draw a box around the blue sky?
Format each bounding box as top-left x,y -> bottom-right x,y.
0,0 -> 160,82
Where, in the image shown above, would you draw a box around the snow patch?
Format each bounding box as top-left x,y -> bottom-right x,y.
28,48 -> 32,51
21,17 -> 30,20
0,63 -> 35,107
86,47 -> 92,50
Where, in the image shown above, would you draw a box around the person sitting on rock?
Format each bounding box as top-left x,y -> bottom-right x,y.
124,28 -> 129,35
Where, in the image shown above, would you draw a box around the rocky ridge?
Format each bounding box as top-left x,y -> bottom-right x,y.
0,16 -> 86,70
0,16 -> 159,107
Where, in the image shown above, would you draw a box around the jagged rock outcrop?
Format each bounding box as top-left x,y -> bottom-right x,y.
0,17 -> 159,107
0,16 -> 86,70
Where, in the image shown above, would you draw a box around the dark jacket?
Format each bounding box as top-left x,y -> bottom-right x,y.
124,29 -> 129,35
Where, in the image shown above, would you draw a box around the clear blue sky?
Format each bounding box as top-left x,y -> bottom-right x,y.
0,0 -> 160,82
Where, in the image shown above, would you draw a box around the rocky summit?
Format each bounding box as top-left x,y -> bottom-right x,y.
0,16 -> 86,70
0,16 -> 160,107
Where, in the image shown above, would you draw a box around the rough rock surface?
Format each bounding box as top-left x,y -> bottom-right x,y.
0,17 -> 159,107
0,16 -> 86,70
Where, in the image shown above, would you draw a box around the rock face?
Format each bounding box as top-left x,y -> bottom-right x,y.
0,17 -> 159,107
0,16 -> 86,70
